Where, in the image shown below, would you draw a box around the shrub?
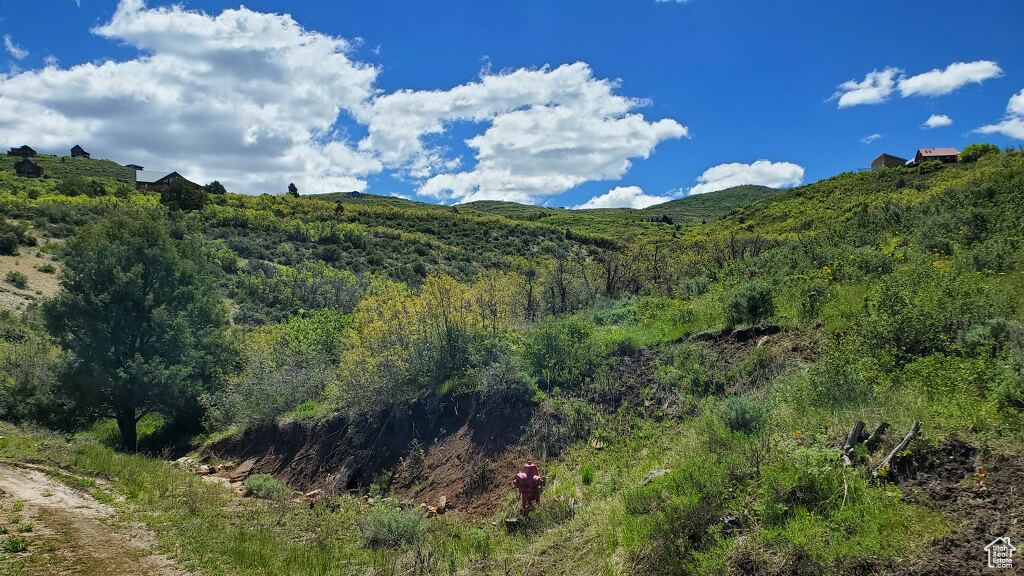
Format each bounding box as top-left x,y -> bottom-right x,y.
724,281 -> 774,329
0,233 -> 18,256
35,263 -> 56,274
243,474 -> 291,501
718,396 -> 766,434
526,398 -> 596,459
4,271 -> 28,289
959,143 -> 1000,163
1,536 -> 28,553
475,357 -> 538,421
524,315 -> 596,391
359,502 -> 426,549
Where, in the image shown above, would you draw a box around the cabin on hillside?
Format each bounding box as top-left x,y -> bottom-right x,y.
871,153 -> 907,171
7,145 -> 36,158
124,164 -> 144,171
15,159 -> 43,178
914,147 -> 958,165
135,170 -> 197,192
70,145 -> 91,159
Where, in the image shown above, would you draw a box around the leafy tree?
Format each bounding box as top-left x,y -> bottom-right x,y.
204,180 -> 227,195
160,178 -> 208,211
43,205 -> 232,451
959,143 -> 1000,163
287,183 -> 299,198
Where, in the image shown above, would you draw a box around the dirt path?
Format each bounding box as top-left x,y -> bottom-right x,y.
0,462 -> 189,576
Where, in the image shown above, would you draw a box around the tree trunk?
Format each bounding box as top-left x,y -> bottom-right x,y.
873,421 -> 920,477
865,422 -> 890,453
116,409 -> 138,452
842,420 -> 865,466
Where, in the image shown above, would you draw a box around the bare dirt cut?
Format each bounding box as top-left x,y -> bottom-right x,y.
882,438 -> 1024,576
0,461 -> 188,576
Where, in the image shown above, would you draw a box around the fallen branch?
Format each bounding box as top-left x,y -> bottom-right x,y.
872,421 -> 921,477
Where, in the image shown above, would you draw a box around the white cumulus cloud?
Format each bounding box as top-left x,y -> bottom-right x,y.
358,63 -> 687,204
0,0 -> 381,194
0,2 -> 685,201
861,133 -> 883,145
922,114 -> 953,129
574,186 -> 674,209
3,35 -> 28,60
976,88 -> 1024,139
832,68 -> 900,108
834,60 -> 1002,108
899,60 -> 1002,98
690,160 -> 804,196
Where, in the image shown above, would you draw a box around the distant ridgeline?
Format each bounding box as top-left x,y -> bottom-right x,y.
0,154 -> 135,184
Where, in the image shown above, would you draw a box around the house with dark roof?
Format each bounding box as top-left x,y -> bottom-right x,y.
124,164 -> 145,171
913,147 -> 958,165
871,153 -> 907,171
70,145 -> 91,159
7,145 -> 36,158
15,159 -> 43,178
135,170 -> 197,192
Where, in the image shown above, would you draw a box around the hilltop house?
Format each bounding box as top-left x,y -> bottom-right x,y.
15,159 -> 43,178
70,145 -> 91,159
124,164 -> 144,171
871,153 -> 907,170
914,147 -> 958,165
135,170 -> 197,192
7,145 -> 36,158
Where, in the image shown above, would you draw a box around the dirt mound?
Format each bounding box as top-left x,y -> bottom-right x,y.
883,438 -> 1024,575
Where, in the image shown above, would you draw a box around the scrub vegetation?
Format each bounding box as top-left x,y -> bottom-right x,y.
0,146 -> 1022,574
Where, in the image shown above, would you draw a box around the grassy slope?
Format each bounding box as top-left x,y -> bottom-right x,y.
459,185 -> 779,238
0,154 -> 134,184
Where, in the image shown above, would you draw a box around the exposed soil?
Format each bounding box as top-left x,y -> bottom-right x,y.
0,461 -> 188,576
204,391 -> 539,518
0,242 -> 62,312
882,438 -> 1024,575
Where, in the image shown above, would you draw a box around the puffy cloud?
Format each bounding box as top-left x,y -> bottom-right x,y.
832,68 -> 900,108
861,133 -> 883,145
0,0 -> 380,194
922,114 -> 953,129
359,63 -> 687,204
3,35 -> 28,60
690,160 -> 804,195
574,186 -> 674,209
976,88 -> 1024,139
835,60 -> 1003,109
899,60 -> 1002,98
0,3 -> 684,201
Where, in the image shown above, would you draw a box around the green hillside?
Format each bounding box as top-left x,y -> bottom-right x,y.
1,149 -> 1023,576
0,153 -> 135,183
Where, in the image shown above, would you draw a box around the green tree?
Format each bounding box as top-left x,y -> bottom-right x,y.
43,205 -> 232,451
204,180 -> 227,195
287,182 -> 299,198
160,178 -> 207,211
959,143 -> 1000,163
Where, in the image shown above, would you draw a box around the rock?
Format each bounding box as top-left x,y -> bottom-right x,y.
641,468 -> 670,486
304,489 -> 323,499
229,458 -> 257,482
425,506 -> 437,518
437,495 -> 447,514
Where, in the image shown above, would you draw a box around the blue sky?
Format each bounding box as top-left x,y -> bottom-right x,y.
1,1 -> 1022,207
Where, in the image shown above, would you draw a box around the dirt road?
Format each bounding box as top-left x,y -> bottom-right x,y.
0,462 -> 188,576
